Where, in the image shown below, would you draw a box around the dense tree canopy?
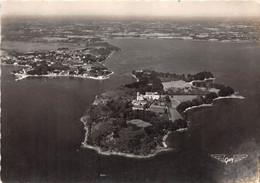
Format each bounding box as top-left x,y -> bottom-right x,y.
218,86 -> 234,97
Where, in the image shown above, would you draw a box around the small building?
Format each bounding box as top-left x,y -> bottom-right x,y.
135,70 -> 143,73
132,105 -> 144,110
144,92 -> 160,100
136,92 -> 144,101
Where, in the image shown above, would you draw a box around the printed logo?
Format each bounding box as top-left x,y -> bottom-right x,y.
211,154 -> 248,165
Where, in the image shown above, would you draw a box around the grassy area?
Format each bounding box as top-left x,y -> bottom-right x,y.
170,97 -> 181,108
90,121 -> 114,140
162,80 -> 193,90
168,108 -> 182,121
127,119 -> 152,128
172,95 -> 198,103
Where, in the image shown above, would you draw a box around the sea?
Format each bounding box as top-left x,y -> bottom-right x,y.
1,39 -> 260,183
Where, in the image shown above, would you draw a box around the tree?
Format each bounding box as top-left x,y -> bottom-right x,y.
174,119 -> 188,129
78,67 -> 86,74
168,122 -> 179,131
176,101 -> 193,114
113,118 -> 127,128
218,86 -> 234,97
144,126 -> 156,136
204,92 -> 218,103
165,95 -> 171,103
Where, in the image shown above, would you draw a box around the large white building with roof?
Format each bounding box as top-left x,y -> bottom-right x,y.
136,92 -> 160,101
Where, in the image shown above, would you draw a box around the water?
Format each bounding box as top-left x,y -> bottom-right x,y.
1,39 -> 260,183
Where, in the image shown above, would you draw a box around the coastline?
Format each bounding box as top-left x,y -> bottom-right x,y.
212,94 -> 245,101
183,94 -> 245,114
162,131 -> 171,148
189,77 -> 215,85
111,37 -> 259,44
80,117 -> 172,159
131,73 -> 139,82
4,50 -> 117,82
13,71 -> 114,81
0,63 -> 31,68
183,103 -> 213,114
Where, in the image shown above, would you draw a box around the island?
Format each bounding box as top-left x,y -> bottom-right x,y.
81,70 -> 245,158
1,41 -> 120,81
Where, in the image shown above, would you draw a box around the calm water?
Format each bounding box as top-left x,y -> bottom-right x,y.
2,39 -> 260,183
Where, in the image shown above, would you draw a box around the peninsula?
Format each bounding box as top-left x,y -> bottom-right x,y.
81,70 -> 244,158
1,42 -> 120,81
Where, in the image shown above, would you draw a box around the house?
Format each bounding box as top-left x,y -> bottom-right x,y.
144,92 -> 160,100
132,92 -> 160,110
136,92 -> 144,101
132,105 -> 144,110
135,70 -> 143,73
136,92 -> 160,101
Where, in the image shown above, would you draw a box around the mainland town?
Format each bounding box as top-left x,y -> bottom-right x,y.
1,41 -> 120,80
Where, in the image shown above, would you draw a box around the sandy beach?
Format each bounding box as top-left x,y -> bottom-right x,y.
183,94 -> 245,114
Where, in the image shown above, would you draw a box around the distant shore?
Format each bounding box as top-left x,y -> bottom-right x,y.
1,62 -> 114,81
110,37 -> 259,44
3,51 -> 116,82
13,71 -> 114,81
0,63 -> 30,68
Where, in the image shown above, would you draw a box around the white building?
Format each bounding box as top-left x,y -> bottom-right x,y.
132,92 -> 161,111
136,92 -> 160,101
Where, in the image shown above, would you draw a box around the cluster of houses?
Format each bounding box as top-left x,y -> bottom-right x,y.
1,47 -> 105,68
132,92 -> 167,113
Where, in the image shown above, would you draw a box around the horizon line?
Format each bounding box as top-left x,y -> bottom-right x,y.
2,14 -> 260,18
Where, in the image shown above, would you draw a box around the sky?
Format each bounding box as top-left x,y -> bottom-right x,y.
1,0 -> 260,17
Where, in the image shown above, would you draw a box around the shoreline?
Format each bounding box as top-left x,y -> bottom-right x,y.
0,63 -> 31,68
3,50 -> 116,82
80,117 -> 172,159
13,72 -> 114,81
110,37 -> 259,44
131,73 -> 139,82
212,94 -> 245,101
189,77 -> 215,85
183,94 -> 245,114
183,103 -> 213,114
162,131 -> 171,148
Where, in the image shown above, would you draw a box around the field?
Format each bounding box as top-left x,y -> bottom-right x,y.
127,119 -> 152,128
172,95 -> 198,103
168,108 -> 182,121
162,80 -> 192,90
170,97 -> 181,108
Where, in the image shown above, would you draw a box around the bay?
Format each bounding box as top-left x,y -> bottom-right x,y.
1,39 -> 260,183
